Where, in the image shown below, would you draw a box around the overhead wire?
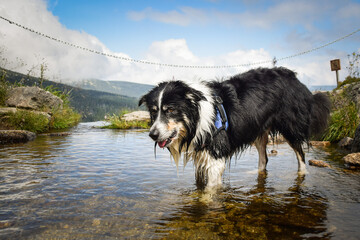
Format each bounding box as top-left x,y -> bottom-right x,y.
1,15 -> 359,68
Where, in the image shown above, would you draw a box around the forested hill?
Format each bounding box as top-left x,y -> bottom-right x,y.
67,79 -> 153,98
1,68 -> 141,122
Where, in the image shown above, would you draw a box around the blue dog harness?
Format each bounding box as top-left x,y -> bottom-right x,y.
214,95 -> 229,133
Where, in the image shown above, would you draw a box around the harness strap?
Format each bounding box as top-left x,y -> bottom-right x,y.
213,95 -> 229,135
200,95 -> 229,149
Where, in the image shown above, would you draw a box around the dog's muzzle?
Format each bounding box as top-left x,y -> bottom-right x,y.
149,129 -> 177,148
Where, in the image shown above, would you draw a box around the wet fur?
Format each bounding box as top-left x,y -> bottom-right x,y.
139,67 -> 331,189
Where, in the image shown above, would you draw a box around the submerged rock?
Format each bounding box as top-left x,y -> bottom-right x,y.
39,132 -> 71,136
338,137 -> 354,150
0,130 -> 36,144
309,159 -> 331,168
343,153 -> 360,167
310,141 -> 331,147
5,86 -> 63,112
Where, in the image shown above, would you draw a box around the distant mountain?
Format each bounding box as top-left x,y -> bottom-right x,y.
1,68 -> 141,122
68,79 -> 153,98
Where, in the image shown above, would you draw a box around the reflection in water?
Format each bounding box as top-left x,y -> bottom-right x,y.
0,123 -> 359,239
156,173 -> 330,239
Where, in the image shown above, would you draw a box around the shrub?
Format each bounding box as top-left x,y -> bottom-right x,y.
45,85 -> 81,129
50,106 -> 81,129
7,110 -> 49,133
337,76 -> 360,89
0,70 -> 8,106
322,92 -> 360,142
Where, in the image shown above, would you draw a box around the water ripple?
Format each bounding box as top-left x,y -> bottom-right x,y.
0,123 -> 359,239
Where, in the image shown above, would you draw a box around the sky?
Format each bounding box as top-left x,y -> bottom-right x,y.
0,0 -> 359,86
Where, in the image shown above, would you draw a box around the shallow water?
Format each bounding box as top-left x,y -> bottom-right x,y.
0,122 -> 359,239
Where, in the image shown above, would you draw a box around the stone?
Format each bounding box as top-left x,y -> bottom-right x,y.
268,149 -> 278,156
0,130 -> 36,144
0,107 -> 51,120
309,159 -> 331,168
0,107 -> 17,115
310,141 -> 331,147
351,125 -> 360,153
5,86 -> 63,112
346,82 -> 360,108
343,153 -> 360,167
121,111 -> 150,122
338,137 -> 354,150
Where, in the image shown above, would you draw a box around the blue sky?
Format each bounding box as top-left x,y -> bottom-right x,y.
47,0 -> 359,58
0,0 -> 359,85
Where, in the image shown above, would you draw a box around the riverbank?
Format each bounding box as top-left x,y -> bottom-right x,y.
0,83 -> 81,144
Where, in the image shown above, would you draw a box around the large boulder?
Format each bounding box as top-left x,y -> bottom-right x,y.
346,82 -> 360,108
351,125 -> 360,153
0,130 -> 36,144
5,86 -> 63,112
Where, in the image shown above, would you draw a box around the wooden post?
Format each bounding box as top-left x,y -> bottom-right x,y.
330,59 -> 341,87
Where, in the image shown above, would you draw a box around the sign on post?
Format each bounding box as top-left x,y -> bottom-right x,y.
330,59 -> 341,86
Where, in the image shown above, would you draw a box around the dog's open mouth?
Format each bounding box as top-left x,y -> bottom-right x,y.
157,131 -> 177,148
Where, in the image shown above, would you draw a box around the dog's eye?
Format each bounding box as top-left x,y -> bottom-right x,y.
166,108 -> 174,114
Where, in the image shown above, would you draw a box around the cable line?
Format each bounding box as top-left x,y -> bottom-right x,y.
1,15 -> 359,68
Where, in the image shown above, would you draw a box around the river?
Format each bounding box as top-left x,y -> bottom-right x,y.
0,122 -> 359,239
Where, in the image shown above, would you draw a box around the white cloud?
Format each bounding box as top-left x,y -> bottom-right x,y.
0,0 -> 352,88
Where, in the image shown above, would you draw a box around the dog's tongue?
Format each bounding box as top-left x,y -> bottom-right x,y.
158,140 -> 167,148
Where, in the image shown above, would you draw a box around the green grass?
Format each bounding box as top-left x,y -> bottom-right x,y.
322,102 -> 359,142
102,112 -> 150,129
50,106 -> 81,129
321,87 -> 360,142
7,110 -> 49,133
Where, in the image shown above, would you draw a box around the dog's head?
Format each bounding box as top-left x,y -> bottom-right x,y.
139,81 -> 207,149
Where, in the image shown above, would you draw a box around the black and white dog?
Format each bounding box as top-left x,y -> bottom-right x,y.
139,67 -> 331,189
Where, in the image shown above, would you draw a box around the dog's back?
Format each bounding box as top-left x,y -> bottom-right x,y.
220,67 -> 330,148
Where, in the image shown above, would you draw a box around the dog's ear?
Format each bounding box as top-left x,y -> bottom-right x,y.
187,89 -> 206,102
138,95 -> 147,107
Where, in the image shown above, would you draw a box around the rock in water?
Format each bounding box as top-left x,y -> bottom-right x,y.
309,159 -> 331,168
343,153 -> 360,167
5,86 -> 63,112
338,137 -> 354,150
351,125 -> 360,153
0,130 -> 36,144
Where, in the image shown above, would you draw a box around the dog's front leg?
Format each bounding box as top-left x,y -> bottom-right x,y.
194,153 -> 226,190
206,158 -> 226,188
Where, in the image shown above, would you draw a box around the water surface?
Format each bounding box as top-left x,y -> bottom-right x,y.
0,122 -> 359,239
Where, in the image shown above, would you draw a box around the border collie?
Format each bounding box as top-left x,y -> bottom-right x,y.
139,67 -> 331,189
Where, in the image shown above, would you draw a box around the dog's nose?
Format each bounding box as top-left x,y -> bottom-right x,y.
149,129 -> 160,141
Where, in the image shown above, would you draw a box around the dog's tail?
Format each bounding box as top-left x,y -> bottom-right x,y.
310,92 -> 331,137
